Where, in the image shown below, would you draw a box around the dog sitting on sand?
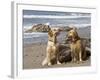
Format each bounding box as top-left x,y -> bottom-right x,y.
67,27 -> 86,63
42,27 -> 62,66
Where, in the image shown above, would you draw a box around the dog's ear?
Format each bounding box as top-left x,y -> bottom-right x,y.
67,25 -> 77,31
66,27 -> 73,31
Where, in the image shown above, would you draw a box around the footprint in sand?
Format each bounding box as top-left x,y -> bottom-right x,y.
36,55 -> 39,57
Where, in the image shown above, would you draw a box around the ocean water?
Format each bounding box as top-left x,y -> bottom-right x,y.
24,32 -> 67,44
23,10 -> 91,44
24,32 -> 48,44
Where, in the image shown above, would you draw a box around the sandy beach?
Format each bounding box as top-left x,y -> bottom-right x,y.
23,10 -> 91,69
23,43 -> 90,69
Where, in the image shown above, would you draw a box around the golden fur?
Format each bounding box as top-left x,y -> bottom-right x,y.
67,27 -> 86,63
42,27 -> 61,66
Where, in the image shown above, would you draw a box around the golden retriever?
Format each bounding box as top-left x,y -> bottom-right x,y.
42,27 -> 61,66
67,27 -> 86,63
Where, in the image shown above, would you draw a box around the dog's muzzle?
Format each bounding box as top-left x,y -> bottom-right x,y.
66,36 -> 72,41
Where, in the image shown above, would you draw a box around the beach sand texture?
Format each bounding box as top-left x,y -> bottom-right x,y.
23,43 -> 90,69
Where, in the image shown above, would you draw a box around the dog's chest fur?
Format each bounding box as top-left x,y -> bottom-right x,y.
47,41 -> 56,46
47,41 -> 58,55
70,40 -> 82,53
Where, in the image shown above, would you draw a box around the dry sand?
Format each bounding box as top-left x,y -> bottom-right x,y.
23,43 -> 90,69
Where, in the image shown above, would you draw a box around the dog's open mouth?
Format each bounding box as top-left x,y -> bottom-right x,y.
66,36 -> 72,41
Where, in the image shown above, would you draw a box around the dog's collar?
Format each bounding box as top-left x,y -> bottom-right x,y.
48,39 -> 54,42
71,37 -> 80,43
48,39 -> 57,44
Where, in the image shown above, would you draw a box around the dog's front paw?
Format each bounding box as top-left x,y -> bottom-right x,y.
42,59 -> 47,66
57,61 -> 61,65
48,62 -> 52,66
79,59 -> 82,62
42,61 -> 46,66
71,59 -> 75,63
76,60 -> 84,64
